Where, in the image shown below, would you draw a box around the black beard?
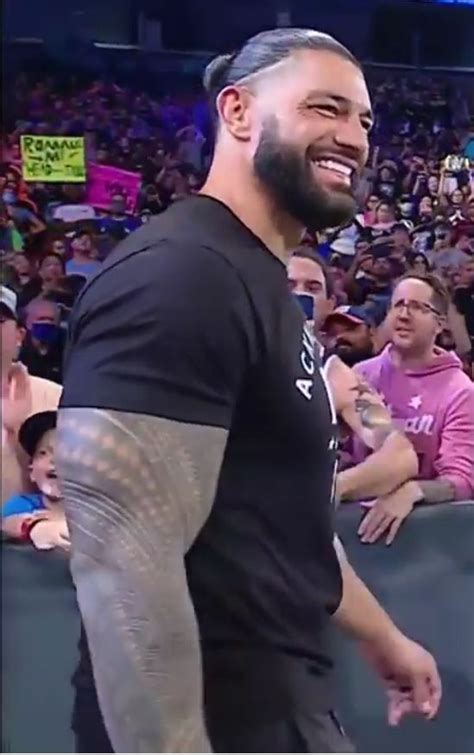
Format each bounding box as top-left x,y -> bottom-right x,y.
253,115 -> 357,233
332,342 -> 374,367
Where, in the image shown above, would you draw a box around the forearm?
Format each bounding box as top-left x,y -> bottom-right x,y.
1,514 -> 30,539
333,543 -> 402,646
57,407 -> 227,753
338,433 -> 417,501
71,547 -> 209,753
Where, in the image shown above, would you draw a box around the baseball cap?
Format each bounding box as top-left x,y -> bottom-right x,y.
325,305 -> 375,329
0,286 -> 18,320
18,410 -> 57,458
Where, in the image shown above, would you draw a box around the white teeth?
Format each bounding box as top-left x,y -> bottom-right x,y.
315,159 -> 353,177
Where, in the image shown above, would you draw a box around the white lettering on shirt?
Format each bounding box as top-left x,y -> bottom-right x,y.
389,411 -> 435,436
296,325 -> 315,400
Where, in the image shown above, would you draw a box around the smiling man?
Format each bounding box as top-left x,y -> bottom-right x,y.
58,29 -> 441,753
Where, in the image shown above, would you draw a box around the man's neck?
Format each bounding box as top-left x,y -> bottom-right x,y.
392,344 -> 436,371
201,162 -> 304,266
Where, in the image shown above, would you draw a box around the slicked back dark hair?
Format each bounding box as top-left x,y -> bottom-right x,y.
203,28 -> 361,123
291,247 -> 335,299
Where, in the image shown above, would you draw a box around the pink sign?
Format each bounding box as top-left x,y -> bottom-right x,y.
86,163 -> 141,213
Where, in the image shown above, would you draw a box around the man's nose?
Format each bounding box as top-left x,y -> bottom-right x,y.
396,305 -> 411,320
333,116 -> 369,163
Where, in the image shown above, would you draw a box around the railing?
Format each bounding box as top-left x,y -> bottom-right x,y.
2,502 -> 473,752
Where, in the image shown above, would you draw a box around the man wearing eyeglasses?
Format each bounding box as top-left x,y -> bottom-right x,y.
351,272 -> 474,544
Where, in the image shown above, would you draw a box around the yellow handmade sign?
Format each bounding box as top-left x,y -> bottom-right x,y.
20,135 -> 86,182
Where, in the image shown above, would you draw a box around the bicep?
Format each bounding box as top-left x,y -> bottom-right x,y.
57,408 -> 228,555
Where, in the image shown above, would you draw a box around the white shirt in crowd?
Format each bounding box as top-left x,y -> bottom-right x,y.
53,204 -> 96,223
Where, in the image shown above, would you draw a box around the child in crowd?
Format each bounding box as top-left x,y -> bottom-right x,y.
1,410 -> 69,551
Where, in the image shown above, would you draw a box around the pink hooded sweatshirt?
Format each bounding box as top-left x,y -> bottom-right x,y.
352,345 -> 474,501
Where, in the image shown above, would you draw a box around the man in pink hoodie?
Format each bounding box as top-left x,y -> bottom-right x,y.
352,272 -> 474,544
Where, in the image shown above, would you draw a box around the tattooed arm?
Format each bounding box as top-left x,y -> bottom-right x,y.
411,479 -> 456,504
56,407 -> 228,753
328,358 -> 418,501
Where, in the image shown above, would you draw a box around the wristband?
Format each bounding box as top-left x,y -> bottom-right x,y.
19,516 -> 47,543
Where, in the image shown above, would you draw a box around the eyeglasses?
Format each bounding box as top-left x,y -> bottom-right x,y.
391,298 -> 441,317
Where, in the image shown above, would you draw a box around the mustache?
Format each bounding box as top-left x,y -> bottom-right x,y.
334,338 -> 354,349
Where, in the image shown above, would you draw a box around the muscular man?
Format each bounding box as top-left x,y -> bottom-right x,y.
288,250 -> 418,505
57,29 -> 441,753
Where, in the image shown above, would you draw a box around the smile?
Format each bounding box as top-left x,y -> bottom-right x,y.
311,158 -> 354,186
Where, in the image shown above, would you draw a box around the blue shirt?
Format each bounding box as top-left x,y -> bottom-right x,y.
97,216 -> 142,236
2,493 -> 45,518
66,260 -> 101,279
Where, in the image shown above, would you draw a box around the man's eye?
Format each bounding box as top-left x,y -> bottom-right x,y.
309,104 -> 339,117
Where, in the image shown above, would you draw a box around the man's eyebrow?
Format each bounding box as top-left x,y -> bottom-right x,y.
303,90 -> 373,120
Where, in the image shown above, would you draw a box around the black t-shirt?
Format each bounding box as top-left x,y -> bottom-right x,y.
62,195 -> 341,696
454,284 -> 474,342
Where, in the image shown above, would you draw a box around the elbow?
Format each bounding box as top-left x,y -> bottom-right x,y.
447,475 -> 474,502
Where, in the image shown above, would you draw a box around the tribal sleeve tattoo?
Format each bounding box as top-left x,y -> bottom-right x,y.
350,377 -> 395,438
416,478 -> 456,503
56,407 -> 229,753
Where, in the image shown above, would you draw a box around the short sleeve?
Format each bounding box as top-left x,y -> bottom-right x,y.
61,242 -> 259,429
2,494 -> 44,518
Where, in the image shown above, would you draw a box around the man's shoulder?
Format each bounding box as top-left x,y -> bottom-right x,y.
354,350 -> 387,377
444,367 -> 474,399
28,373 -> 62,410
98,196 -> 282,296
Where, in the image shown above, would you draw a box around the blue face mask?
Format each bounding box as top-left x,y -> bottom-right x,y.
293,293 -> 315,321
30,322 -> 60,345
2,190 -> 16,205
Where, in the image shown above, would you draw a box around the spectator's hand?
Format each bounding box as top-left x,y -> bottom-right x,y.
358,481 -> 420,544
360,633 -> 442,726
29,515 -> 70,551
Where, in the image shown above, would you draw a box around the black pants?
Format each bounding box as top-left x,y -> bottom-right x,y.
73,631 -> 354,753
204,647 -> 354,753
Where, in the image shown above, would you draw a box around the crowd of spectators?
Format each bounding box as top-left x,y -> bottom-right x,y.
1,66 -> 474,550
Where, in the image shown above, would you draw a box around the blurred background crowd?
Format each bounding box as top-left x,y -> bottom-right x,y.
1,67 -> 473,385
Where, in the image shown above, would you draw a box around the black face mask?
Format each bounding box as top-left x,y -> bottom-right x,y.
253,115 -> 357,233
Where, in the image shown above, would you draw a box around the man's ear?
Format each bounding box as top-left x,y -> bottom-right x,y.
16,325 -> 26,349
216,86 -> 253,141
327,295 -> 337,315
28,462 -> 35,484
436,314 -> 447,338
